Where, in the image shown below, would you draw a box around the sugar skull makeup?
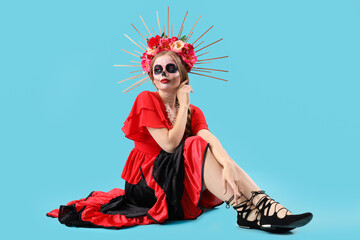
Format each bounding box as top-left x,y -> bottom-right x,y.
154,63 -> 178,75
151,54 -> 181,91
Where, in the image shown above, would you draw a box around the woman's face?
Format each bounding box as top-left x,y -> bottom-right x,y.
152,54 -> 181,92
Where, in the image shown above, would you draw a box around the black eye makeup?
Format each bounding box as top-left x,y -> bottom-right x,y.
154,65 -> 163,75
166,63 -> 178,73
154,63 -> 178,75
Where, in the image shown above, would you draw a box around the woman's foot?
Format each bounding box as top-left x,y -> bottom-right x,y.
226,194 -> 262,230
249,190 -> 313,232
226,190 -> 313,232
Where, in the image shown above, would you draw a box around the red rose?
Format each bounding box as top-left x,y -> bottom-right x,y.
148,35 -> 161,48
159,38 -> 171,49
183,43 -> 194,54
169,36 -> 178,44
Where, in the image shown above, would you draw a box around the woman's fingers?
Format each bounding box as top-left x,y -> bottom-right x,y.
229,181 -> 240,205
180,85 -> 193,94
177,80 -> 189,92
222,177 -> 227,194
189,85 -> 193,93
185,85 -> 193,93
181,79 -> 189,86
226,179 -> 241,205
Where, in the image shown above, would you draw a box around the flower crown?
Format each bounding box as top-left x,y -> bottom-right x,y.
142,34 -> 197,73
115,7 -> 229,93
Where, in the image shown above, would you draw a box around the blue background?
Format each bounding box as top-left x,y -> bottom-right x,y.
1,0 -> 359,239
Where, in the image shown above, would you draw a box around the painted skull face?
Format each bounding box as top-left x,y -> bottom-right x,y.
152,54 -> 181,91
154,63 -> 178,75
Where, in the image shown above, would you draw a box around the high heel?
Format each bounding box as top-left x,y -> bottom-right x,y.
250,190 -> 313,232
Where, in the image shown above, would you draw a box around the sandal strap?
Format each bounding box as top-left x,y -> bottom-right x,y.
250,190 -> 291,221
225,195 -> 235,209
224,193 -> 245,209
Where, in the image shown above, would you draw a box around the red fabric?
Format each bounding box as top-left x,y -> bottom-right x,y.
47,90 -> 222,228
47,189 -> 156,228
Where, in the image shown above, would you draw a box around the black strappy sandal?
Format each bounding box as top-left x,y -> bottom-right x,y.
225,195 -> 262,230
250,190 -> 313,232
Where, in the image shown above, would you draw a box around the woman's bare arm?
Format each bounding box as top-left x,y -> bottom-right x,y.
147,79 -> 192,153
146,105 -> 189,153
196,129 -> 235,167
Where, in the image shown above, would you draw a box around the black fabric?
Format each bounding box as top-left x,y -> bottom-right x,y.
58,205 -> 97,228
56,141 -> 186,226
152,140 -> 185,220
57,191 -> 99,228
100,168 -> 157,218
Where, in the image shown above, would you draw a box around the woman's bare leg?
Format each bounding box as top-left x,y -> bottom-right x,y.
203,147 -> 262,222
203,147 -> 260,201
203,147 -> 290,218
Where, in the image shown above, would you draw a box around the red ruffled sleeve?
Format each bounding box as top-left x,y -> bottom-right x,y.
190,105 -> 209,135
121,91 -> 170,142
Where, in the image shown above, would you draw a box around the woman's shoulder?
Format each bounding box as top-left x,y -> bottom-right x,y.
130,90 -> 164,113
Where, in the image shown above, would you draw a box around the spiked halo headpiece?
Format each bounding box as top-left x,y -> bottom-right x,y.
115,7 -> 229,93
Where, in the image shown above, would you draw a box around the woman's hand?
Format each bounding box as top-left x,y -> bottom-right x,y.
222,161 -> 243,205
176,79 -> 193,108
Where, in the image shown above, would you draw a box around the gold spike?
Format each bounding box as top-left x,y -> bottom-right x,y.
191,69 -> 212,73
124,34 -> 146,51
121,49 -> 140,58
156,10 -> 162,35
130,69 -> 143,73
198,56 -> 229,62
123,76 -> 149,91
144,32 -> 149,39
114,64 -> 142,67
178,10 -> 188,38
117,72 -> 146,83
185,31 -> 193,43
139,15 -> 152,38
189,72 -> 228,81
152,27 -> 156,36
192,25 -> 214,45
171,24 -> 173,37
178,25 -> 184,38
139,41 -> 147,49
130,61 -> 141,63
186,15 -> 201,42
134,50 -> 142,55
123,78 -> 152,93
131,24 -> 147,43
196,51 -> 209,57
168,6 -> 170,38
123,77 -> 151,93
194,61 -> 211,64
195,38 -> 223,53
193,67 -> 228,72
164,25 -> 165,36
194,41 -> 204,49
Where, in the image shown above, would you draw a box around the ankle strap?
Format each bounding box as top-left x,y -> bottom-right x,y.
225,195 -> 234,209
249,190 -> 266,204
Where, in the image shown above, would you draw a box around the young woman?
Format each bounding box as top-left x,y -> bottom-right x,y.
47,40 -> 312,233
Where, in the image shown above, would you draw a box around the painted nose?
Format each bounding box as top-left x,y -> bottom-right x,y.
161,71 -> 167,77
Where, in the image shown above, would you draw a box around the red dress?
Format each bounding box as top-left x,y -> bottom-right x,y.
46,90 -> 223,228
